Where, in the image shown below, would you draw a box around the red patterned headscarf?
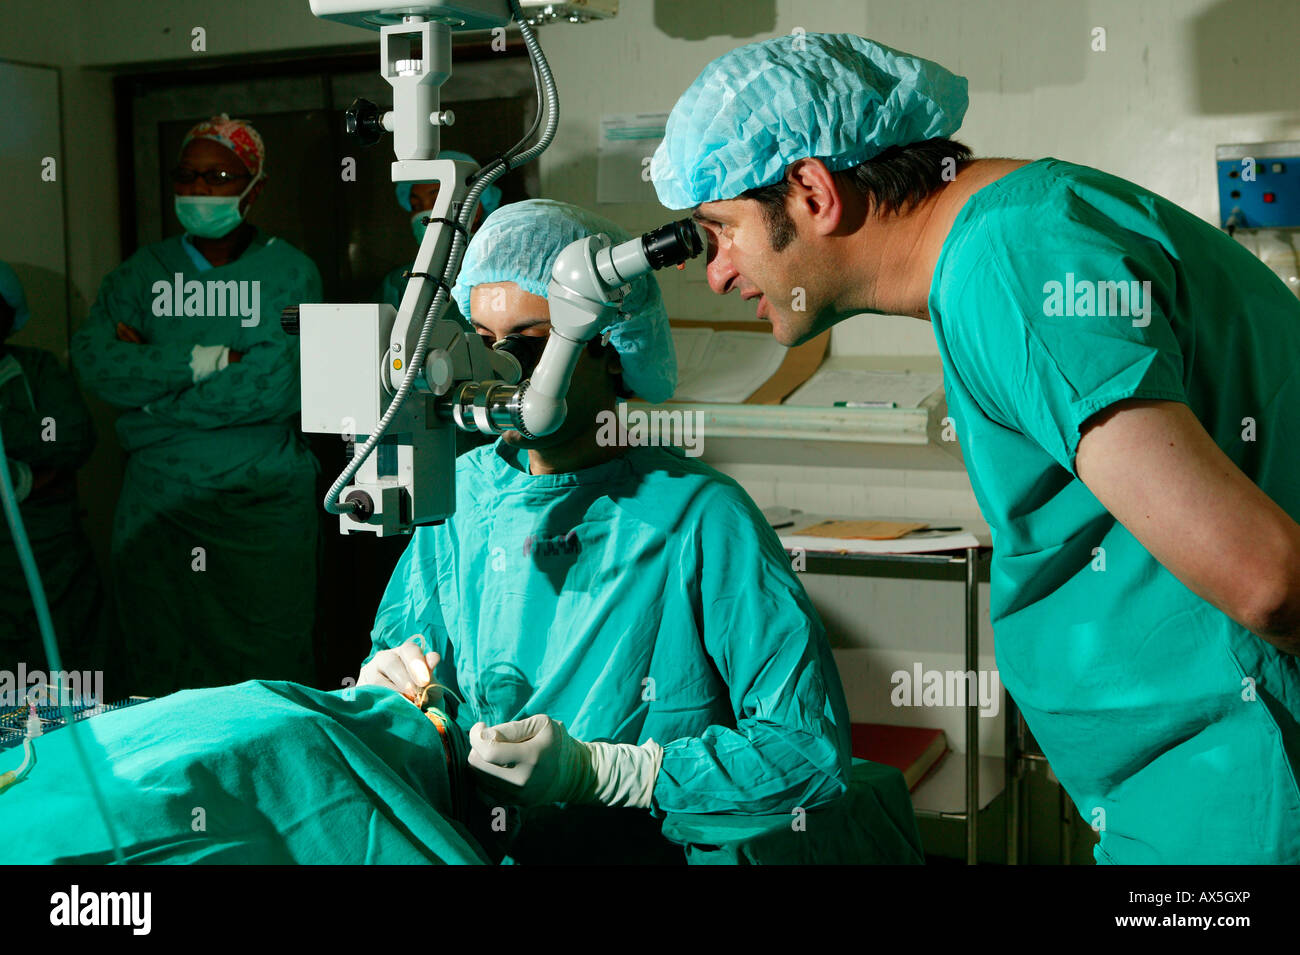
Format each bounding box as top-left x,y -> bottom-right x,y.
180,113 -> 266,180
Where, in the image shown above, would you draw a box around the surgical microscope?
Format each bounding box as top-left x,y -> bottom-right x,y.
290,0 -> 703,536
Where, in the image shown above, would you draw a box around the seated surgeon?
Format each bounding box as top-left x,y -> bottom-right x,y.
359,199 -> 883,863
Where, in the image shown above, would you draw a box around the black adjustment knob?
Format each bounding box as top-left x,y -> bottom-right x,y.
280,306 -> 300,336
344,489 -> 374,522
345,98 -> 386,147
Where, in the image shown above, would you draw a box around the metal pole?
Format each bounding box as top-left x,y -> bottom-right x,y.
965,547 -> 979,865
1004,676 -> 1021,865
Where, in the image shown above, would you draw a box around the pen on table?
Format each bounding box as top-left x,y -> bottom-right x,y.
771,521 -> 795,530
911,526 -> 962,533
833,400 -> 897,409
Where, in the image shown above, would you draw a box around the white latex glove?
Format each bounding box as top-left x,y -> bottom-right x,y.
468,714 -> 663,809
357,637 -> 442,708
189,343 -> 230,383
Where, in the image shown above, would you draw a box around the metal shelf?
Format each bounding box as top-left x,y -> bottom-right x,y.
631,400 -> 935,444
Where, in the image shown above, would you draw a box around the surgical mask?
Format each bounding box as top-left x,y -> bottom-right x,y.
175,173 -> 261,239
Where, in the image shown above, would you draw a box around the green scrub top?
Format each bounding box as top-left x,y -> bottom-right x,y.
369,440 -> 857,818
931,158 -> 1300,863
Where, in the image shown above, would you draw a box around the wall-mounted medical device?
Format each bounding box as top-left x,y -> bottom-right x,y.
1216,141 -> 1300,231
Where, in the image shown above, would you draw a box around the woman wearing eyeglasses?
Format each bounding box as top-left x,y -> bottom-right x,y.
71,114 -> 323,698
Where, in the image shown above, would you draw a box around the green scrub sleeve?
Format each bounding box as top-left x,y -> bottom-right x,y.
944,211 -> 1189,475
653,487 -> 850,816
0,351 -> 96,471
70,259 -> 198,408
139,267 -> 322,430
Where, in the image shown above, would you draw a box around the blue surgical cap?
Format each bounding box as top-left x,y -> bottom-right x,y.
451,199 -> 675,404
651,33 -> 969,209
395,150 -> 503,220
0,261 -> 30,334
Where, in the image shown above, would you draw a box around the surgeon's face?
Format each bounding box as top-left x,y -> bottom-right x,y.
174,139 -> 262,216
693,198 -> 838,347
469,282 -> 620,451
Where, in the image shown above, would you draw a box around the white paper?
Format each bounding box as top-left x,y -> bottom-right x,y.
784,367 -> 943,408
669,328 -> 713,372
670,329 -> 787,403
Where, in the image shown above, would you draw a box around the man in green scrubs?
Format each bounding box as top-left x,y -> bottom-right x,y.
653,33 -> 1300,863
72,114 -> 322,697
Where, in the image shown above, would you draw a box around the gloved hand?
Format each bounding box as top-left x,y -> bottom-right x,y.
357,637 -> 442,709
468,714 -> 663,809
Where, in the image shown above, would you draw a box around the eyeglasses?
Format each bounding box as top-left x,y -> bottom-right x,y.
170,167 -> 251,186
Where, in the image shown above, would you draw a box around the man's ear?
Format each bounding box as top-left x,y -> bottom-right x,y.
786,158 -> 842,236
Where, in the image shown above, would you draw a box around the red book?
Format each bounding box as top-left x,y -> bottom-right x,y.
851,723 -> 949,791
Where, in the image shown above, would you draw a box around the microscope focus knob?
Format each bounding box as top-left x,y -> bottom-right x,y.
280,306 -> 300,336
425,349 -> 455,395
345,97 -> 386,147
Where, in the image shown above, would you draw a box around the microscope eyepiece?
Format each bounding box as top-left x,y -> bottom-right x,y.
641,218 -> 703,270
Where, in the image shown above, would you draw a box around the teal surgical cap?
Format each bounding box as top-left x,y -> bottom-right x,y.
651,33 -> 969,209
451,199 -> 675,403
395,150 -> 503,219
0,261 -> 30,334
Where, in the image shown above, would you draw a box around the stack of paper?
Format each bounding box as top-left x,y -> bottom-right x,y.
779,518 -> 982,554
670,328 -> 788,403
784,367 -> 943,408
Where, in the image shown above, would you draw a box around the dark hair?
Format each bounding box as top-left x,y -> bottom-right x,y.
741,137 -> 973,251
585,336 -> 634,399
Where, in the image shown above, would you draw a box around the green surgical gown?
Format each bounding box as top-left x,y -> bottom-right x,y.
0,681 -> 488,864
930,158 -> 1300,863
369,441 -> 917,859
0,345 -> 110,671
71,231 -> 323,697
